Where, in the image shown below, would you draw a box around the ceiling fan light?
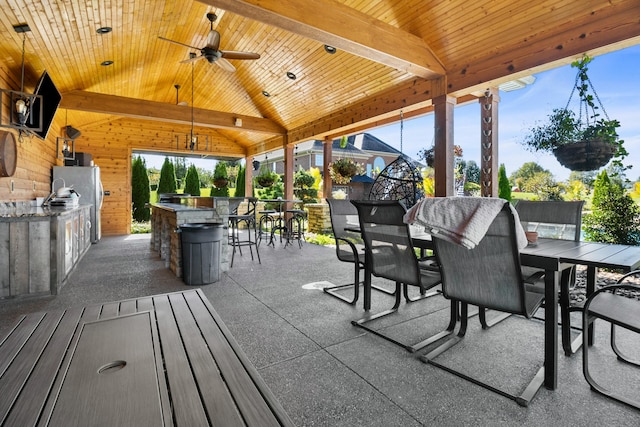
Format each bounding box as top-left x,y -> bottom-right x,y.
324,45 -> 336,54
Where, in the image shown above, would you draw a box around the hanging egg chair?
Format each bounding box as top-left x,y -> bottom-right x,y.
368,154 -> 424,208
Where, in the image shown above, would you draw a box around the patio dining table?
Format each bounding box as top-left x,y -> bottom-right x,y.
357,230 -> 640,392
262,198 -> 302,246
0,289 -> 293,426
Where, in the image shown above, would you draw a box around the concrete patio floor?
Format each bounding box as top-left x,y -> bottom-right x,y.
1,233 -> 639,426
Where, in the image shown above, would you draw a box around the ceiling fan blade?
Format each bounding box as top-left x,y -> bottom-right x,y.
179,54 -> 203,64
206,30 -> 221,51
216,57 -> 236,73
158,36 -> 199,50
220,50 -> 260,60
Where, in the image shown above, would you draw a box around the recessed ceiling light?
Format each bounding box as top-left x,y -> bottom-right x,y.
96,26 -> 112,34
101,60 -> 114,66
286,71 -> 297,80
324,45 -> 336,54
262,90 -> 271,97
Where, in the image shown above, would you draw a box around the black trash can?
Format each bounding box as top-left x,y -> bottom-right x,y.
179,223 -> 223,285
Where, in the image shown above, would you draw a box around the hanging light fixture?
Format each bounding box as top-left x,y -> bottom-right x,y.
0,23 -> 43,140
56,110 -> 80,161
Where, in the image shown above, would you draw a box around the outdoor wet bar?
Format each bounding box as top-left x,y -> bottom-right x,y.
149,196 -> 229,278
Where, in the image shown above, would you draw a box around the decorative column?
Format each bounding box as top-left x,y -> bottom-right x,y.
433,94 -> 456,197
480,88 -> 499,197
323,135 -> 332,200
283,135 -> 294,202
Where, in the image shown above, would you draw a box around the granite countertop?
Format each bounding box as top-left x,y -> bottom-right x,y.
151,201 -> 219,212
0,202 -> 90,220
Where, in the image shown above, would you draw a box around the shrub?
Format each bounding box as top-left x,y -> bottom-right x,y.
235,164 -> 246,197
498,164 -> 511,201
131,156 -> 150,221
583,170 -> 640,245
184,165 -> 201,196
157,157 -> 177,194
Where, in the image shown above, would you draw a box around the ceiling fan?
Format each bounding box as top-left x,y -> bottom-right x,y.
159,12 -> 260,72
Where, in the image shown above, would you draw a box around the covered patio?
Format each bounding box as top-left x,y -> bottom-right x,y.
1,234 -> 638,425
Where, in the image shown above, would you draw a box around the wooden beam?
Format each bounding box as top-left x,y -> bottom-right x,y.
203,0 -> 445,78
60,90 -> 287,135
286,77 -> 448,144
446,1 -> 640,94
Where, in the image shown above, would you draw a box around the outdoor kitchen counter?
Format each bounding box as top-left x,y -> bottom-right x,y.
0,204 -> 92,298
150,199 -> 230,277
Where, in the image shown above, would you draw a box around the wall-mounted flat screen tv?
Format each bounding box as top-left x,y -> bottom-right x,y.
26,70 -> 62,139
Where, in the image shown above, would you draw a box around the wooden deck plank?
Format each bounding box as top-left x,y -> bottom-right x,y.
135,296 -> 174,427
152,294 -> 210,426
37,304 -> 103,427
119,299 -> 138,315
168,292 -> 246,427
0,311 -> 64,425
100,302 -> 120,319
0,314 -> 44,377
3,308 -> 84,427
47,312 -> 166,427
185,289 -> 293,426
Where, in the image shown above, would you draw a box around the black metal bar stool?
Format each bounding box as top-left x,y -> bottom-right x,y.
258,209 -> 277,247
285,208 -> 306,248
228,197 -> 261,267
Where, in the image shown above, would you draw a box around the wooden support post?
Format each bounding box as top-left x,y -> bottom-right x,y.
245,154 -> 254,196
480,88 -> 499,197
433,95 -> 456,197
283,136 -> 294,202
323,136 -> 332,200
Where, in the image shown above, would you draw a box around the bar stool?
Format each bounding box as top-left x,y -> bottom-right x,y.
228,197 -> 261,267
285,208 -> 306,248
258,209 -> 277,246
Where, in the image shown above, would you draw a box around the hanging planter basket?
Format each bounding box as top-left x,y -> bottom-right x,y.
256,175 -> 275,187
329,158 -> 362,185
553,139 -> 617,171
213,178 -> 228,188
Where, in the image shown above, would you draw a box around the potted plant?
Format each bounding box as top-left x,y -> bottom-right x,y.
520,55 -> 626,171
256,163 -> 277,187
329,158 -> 363,184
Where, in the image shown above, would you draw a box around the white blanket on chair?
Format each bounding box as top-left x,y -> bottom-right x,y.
403,197 -> 527,249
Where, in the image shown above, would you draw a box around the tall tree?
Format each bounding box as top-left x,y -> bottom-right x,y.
157,157 -> 177,194
184,164 -> 201,196
131,156 -> 150,221
235,164 -> 246,197
498,163 -> 511,201
172,157 -> 188,185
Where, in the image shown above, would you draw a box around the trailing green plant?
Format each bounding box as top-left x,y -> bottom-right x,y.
183,164 -> 201,196
212,161 -> 229,189
131,156 -> 150,221
256,163 -> 278,188
583,170 -> 640,245
157,157 -> 177,195
329,158 -> 364,184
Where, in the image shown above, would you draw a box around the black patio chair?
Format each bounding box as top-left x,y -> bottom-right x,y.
421,201 -> 546,406
350,200 -> 450,352
323,199 -> 394,304
582,271 -> 640,410
515,200 -> 585,355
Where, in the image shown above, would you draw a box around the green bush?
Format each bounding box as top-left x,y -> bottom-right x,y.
235,164 -> 246,197
184,165 -> 201,196
131,156 -> 150,221
583,170 -> 640,245
157,157 -> 177,194
498,164 -> 511,201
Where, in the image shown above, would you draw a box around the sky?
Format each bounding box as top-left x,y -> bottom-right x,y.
140,45 -> 640,182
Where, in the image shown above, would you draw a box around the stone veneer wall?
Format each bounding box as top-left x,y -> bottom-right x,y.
306,202 -> 331,234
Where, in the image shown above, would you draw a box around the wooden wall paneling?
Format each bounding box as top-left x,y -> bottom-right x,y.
9,221 -> 28,296
0,221 -> 8,297
28,219 -> 50,294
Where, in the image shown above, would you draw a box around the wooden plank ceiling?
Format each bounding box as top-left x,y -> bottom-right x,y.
0,0 -> 638,159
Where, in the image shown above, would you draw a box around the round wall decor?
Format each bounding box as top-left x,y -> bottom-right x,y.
0,130 -> 18,177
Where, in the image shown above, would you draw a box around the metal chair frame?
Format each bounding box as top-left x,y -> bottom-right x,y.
228,197 -> 261,267
350,200 -> 446,352
582,272 -> 640,410
421,203 -> 546,407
